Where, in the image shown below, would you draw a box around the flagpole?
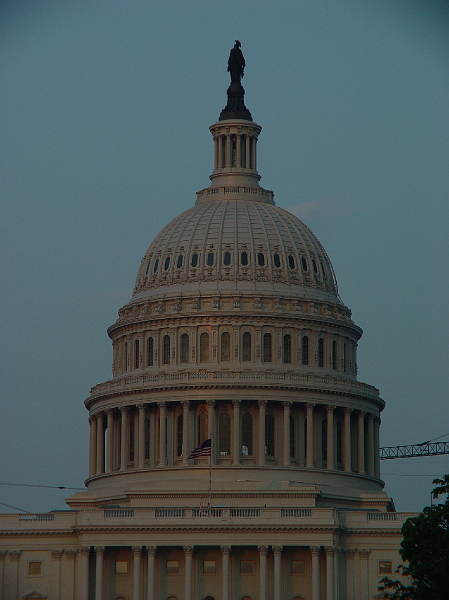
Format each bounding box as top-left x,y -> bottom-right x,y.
208,435 -> 212,508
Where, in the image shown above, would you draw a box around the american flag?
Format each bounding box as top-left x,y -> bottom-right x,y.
188,439 -> 211,459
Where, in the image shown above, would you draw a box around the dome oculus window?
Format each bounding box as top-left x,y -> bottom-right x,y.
257,252 -> 265,267
223,251 -> 231,266
301,257 -> 308,271
288,255 -> 295,269
207,252 -> 214,267
164,256 -> 170,270
273,253 -> 281,268
241,251 -> 248,266
176,255 -> 183,269
191,253 -> 198,268
153,258 -> 159,273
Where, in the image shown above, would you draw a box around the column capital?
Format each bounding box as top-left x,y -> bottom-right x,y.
344,549 -> 356,558
181,400 -> 190,408
324,546 -> 335,554
0,551 -> 6,560
306,402 -> 315,409
343,406 -> 352,415
137,403 -> 146,412
147,546 -> 157,555
359,549 -> 370,560
232,399 -> 240,407
207,399 -> 215,407
120,405 -> 129,414
89,414 -> 96,424
80,546 -> 91,556
220,545 -> 231,554
94,546 -> 105,555
183,545 -> 194,554
326,404 -> 336,413
132,546 -> 142,554
258,399 -> 267,407
51,550 -> 63,560
282,401 -> 292,408
96,411 -> 105,419
273,545 -> 283,554
157,401 -> 166,409
106,408 -> 115,416
358,410 -> 366,418
257,545 -> 268,554
65,550 -> 78,560
9,550 -> 21,560
310,546 -> 320,555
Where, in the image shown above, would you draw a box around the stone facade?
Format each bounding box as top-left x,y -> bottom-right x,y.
0,72 -> 413,600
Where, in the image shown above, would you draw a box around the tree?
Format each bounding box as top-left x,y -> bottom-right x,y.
378,475 -> 449,600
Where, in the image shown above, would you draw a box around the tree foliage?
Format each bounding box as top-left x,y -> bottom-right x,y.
378,476 -> 449,600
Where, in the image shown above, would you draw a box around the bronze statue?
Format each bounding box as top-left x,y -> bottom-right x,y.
227,40 -> 245,83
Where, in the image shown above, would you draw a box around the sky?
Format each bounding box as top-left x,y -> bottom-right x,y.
0,0 -> 448,514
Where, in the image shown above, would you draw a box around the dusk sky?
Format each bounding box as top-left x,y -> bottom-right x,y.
1,0 -> 448,514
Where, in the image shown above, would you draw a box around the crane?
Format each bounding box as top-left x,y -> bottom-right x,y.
380,432 -> 449,460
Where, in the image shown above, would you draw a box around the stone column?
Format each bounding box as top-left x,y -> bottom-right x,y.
64,550 -> 78,599
251,136 -> 257,169
310,546 -> 320,600
258,399 -> 266,465
95,546 -> 105,600
273,545 -> 283,600
158,402 -> 167,467
217,136 -> 223,168
357,411 -> 365,474
258,546 -> 268,600
236,134 -> 242,167
207,399 -> 215,465
132,547 -> 142,600
221,545 -> 231,600
326,405 -> 335,470
359,550 -> 370,600
0,551 -> 6,600
343,407 -> 352,472
120,406 -> 129,471
232,400 -> 240,465
184,546 -> 193,600
344,549 -> 356,600
8,551 -> 21,600
106,410 -> 114,472
89,415 -> 97,477
146,546 -> 156,600
181,400 -> 190,464
245,134 -> 251,168
374,417 -> 381,478
306,403 -> 315,468
137,404 -> 146,469
283,402 -> 292,466
96,413 -> 105,475
79,547 -> 90,600
366,413 -> 375,476
325,547 -> 334,600
225,134 -> 231,167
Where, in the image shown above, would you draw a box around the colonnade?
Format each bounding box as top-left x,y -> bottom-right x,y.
88,399 -> 381,480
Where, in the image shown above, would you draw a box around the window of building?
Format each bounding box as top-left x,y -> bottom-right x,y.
301,335 -> 309,365
153,258 -> 159,273
240,560 -> 254,574
163,335 -> 171,365
144,415 -> 150,460
273,253 -> 281,268
291,560 -> 306,575
177,414 -> 183,456
337,420 -> 343,464
164,256 -> 170,270
288,255 -> 295,269
290,415 -> 295,458
257,252 -> 265,266
332,340 -> 338,370
176,254 -> 183,269
242,412 -> 253,455
265,413 -> 275,456
221,331 -> 231,361
318,338 -> 324,368
207,252 -> 214,267
301,256 -> 308,271
263,332 -> 272,362
320,260 -> 326,277
241,251 -> 248,266
134,339 -> 140,370
180,333 -> 189,363
200,332 -> 210,362
223,251 -> 231,266
283,334 -> 291,363
147,337 -> 154,367
242,332 -> 251,362
203,560 -> 216,574
166,560 -> 180,574
28,561 -> 43,577
145,260 -> 151,275
379,560 -> 393,575
197,409 -> 208,445
312,259 -> 318,274
191,253 -> 198,268
321,416 -> 327,463
129,417 -> 135,462
115,561 -> 128,574
219,411 -> 231,455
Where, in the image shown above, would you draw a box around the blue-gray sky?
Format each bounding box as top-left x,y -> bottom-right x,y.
1,0 -> 448,514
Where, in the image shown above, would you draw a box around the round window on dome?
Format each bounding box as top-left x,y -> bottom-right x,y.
257,253 -> 265,267
164,256 -> 171,270
273,253 -> 281,268
176,255 -> 184,269
223,251 -> 231,266
207,252 -> 214,266
153,258 -> 160,273
288,255 -> 295,269
191,253 -> 198,268
312,259 -> 318,274
241,251 -> 248,266
301,257 -> 308,271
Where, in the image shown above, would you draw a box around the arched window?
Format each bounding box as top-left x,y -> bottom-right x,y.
290,415 -> 296,458
263,332 -> 272,363
163,335 -> 170,365
241,251 -> 248,266
191,253 -> 198,268
288,255 -> 295,269
129,416 -> 135,462
144,415 -> 150,460
145,260 -> 151,275
147,337 -> 154,366
200,332 -> 210,362
219,412 -> 231,456
301,335 -> 309,365
241,412 -> 253,455
164,256 -> 170,270
223,251 -> 231,266
242,332 -> 251,362
301,256 -> 308,271
265,414 -> 275,456
337,420 -> 343,464
332,340 -> 338,370
318,338 -> 324,368
153,258 -> 159,273
197,409 -> 208,445
177,414 -> 183,456
273,253 -> 281,268
312,259 -> 318,274
321,415 -> 327,463
134,339 -> 140,369
176,254 -> 183,269
283,334 -> 291,364
180,333 -> 189,363
221,331 -> 231,361
207,252 -> 214,266
257,252 -> 265,266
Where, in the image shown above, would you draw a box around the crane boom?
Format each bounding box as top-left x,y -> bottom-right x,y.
380,441 -> 449,460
